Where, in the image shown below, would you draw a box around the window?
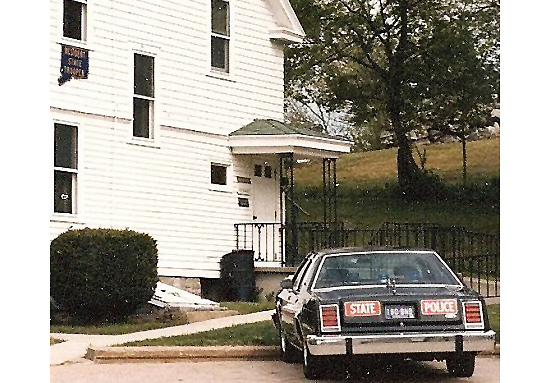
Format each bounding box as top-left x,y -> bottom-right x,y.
238,197 -> 250,207
54,123 -> 78,214
211,0 -> 230,72
211,164 -> 227,185
63,0 -> 87,41
133,53 -> 155,138
254,164 -> 262,177
264,165 -> 272,178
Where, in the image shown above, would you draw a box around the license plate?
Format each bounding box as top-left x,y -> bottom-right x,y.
384,305 -> 415,319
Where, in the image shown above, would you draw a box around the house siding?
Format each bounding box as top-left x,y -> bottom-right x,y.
50,0 -> 286,278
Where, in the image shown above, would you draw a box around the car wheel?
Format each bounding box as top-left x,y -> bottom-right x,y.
302,339 -> 322,379
278,327 -> 299,363
446,353 -> 476,377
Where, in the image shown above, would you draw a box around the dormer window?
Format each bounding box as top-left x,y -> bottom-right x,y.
211,0 -> 230,72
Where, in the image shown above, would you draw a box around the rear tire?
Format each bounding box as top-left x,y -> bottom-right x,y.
278,327 -> 299,363
446,353 -> 476,377
302,340 -> 322,379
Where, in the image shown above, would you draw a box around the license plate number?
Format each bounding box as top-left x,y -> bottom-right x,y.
384,305 -> 415,319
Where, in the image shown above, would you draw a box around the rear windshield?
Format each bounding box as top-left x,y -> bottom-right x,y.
313,251 -> 460,289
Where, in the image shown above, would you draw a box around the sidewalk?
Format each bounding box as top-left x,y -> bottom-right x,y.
50,310 -> 275,366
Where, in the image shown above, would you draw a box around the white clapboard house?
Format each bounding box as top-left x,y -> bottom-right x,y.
50,0 -> 350,293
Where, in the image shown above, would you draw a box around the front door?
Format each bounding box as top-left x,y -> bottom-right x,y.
251,158 -> 280,262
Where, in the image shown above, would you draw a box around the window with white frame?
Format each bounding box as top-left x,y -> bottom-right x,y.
63,0 -> 87,41
133,53 -> 155,138
54,123 -> 78,214
211,0 -> 230,72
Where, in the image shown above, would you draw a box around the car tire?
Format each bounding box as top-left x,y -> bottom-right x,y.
446,353 -> 476,377
278,327 -> 299,363
302,340 -> 322,379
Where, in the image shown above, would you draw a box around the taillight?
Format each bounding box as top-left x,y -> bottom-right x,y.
462,301 -> 484,329
320,304 -> 341,332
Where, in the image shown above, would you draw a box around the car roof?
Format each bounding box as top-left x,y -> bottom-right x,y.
314,246 -> 437,257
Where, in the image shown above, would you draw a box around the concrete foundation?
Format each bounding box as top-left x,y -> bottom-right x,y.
254,266 -> 296,301
159,276 -> 202,296
163,267 -> 298,303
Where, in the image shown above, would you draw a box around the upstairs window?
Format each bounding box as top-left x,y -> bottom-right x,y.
54,123 -> 78,214
211,164 -> 228,185
211,0 -> 230,72
133,53 -> 155,138
63,0 -> 87,41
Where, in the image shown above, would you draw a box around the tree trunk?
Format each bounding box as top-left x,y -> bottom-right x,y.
395,128 -> 421,188
388,0 -> 420,190
462,136 -> 467,186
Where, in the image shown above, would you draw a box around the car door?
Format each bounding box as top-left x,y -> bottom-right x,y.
278,256 -> 313,345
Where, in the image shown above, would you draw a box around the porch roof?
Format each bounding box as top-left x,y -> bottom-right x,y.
229,119 -> 351,159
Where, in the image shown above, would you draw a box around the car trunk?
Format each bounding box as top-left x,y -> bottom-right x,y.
316,286 -> 468,334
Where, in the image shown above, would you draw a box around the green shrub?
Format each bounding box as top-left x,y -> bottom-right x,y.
50,228 -> 158,324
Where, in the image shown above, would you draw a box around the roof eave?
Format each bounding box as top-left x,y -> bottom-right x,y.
229,134 -> 351,158
267,0 -> 306,43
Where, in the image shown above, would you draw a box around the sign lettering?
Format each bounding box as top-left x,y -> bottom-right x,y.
59,44 -> 89,85
421,299 -> 458,315
344,301 -> 381,317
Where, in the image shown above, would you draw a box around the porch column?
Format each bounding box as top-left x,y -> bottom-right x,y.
323,158 -> 338,226
279,153 -> 297,266
323,158 -> 341,248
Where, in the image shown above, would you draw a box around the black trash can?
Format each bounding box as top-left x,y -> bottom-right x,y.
220,250 -> 256,301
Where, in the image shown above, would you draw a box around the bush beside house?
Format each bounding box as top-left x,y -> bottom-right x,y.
50,228 -> 158,323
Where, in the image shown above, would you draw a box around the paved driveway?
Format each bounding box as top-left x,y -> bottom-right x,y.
51,356 -> 500,383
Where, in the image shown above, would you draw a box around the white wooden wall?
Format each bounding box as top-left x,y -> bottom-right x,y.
50,0 -> 287,278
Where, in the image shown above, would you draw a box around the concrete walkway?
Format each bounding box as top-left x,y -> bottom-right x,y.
50,310 -> 275,366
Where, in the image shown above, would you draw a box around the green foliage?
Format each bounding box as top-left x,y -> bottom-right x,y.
286,0 -> 500,186
50,228 -> 158,324
487,304 -> 500,342
220,301 -> 275,315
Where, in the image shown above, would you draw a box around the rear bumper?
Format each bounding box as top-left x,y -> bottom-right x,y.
306,330 -> 496,356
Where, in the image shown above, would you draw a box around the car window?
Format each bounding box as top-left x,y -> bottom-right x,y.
292,257 -> 312,291
314,251 -> 460,289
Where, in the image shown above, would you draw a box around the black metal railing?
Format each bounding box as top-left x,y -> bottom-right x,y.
234,221 -> 499,297
234,222 -> 284,263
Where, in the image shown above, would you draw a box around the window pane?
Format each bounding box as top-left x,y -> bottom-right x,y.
211,0 -> 229,36
254,165 -> 262,177
54,171 -> 73,214
54,123 -> 77,169
63,0 -> 82,40
211,164 -> 227,185
211,37 -> 229,71
133,98 -> 151,138
264,165 -> 272,178
134,54 -> 154,97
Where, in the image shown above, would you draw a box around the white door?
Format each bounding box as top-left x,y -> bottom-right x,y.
251,159 -> 280,262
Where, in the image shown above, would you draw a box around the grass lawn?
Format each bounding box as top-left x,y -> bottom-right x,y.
119,320 -> 278,347
487,304 -> 500,342
50,301 -> 275,335
295,138 -> 500,188
292,138 -> 499,234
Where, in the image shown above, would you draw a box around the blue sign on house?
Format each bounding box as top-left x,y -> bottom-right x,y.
58,45 -> 89,86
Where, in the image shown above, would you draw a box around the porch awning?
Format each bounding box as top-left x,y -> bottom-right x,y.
229,119 -> 351,159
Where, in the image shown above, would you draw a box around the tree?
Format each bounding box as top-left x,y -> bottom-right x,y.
413,3 -> 500,185
286,0 -> 500,189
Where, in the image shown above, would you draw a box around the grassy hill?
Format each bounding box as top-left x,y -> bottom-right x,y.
293,138 -> 500,234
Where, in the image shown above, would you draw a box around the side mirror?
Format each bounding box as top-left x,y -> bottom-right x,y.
280,277 -> 293,290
